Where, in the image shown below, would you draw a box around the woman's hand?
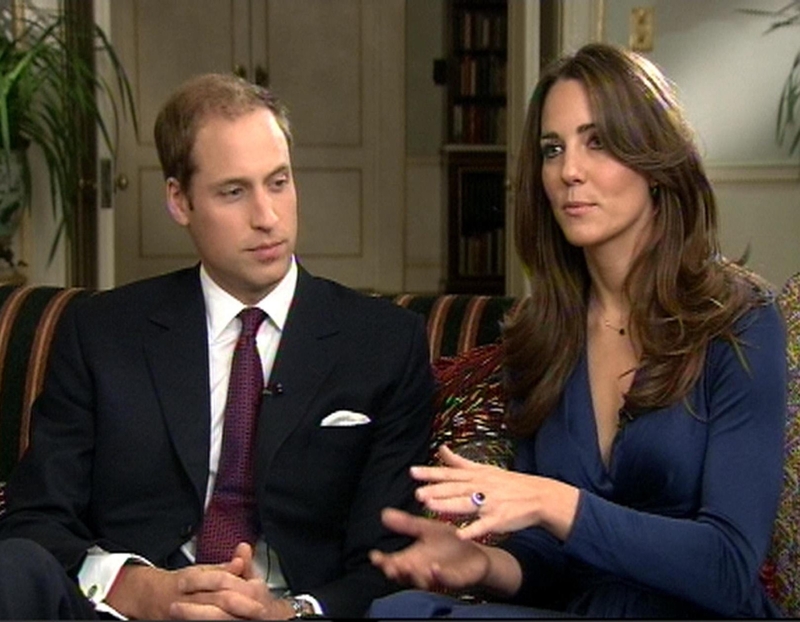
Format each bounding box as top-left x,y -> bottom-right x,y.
413,445 -> 581,541
369,508 -> 491,591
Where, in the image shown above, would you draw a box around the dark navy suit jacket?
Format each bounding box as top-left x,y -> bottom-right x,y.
0,265 -> 435,618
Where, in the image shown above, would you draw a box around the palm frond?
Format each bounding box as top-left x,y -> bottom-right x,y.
739,1 -> 800,157
0,5 -> 137,262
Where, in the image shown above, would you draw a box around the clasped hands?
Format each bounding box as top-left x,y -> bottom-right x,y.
107,542 -> 295,620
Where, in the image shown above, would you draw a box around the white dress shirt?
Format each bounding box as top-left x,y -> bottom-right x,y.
78,259 -> 320,615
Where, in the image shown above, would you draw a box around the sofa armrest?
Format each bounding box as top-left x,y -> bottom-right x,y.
0,286 -> 90,489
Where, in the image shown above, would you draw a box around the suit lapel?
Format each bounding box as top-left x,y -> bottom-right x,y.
143,268 -> 211,505
255,268 -> 339,486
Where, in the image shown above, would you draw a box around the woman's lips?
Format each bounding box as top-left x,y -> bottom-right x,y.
563,201 -> 596,216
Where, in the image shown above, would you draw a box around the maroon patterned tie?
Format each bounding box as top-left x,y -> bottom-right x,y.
196,307 -> 266,564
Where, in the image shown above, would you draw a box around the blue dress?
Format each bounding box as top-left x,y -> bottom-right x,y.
370,303 -> 787,619
501,302 -> 786,617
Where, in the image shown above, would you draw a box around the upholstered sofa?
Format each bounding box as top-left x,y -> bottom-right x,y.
0,277 -> 797,615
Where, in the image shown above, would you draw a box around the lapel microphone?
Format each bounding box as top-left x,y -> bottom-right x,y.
263,382 -> 284,396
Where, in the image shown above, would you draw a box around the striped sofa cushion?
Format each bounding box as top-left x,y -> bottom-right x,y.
389,294 -> 518,360
0,286 -> 91,511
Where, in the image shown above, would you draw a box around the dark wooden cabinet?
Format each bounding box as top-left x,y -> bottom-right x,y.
445,148 -> 505,294
444,0 -> 507,294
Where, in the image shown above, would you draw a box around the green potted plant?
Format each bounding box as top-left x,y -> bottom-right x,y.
739,1 -> 800,157
0,2 -> 136,267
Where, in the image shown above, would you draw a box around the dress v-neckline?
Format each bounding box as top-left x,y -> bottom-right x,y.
579,349 -> 622,477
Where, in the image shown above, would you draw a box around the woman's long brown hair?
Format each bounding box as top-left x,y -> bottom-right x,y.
503,43 -> 771,437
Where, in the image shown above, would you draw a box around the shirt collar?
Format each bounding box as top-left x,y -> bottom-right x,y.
200,256 -> 298,343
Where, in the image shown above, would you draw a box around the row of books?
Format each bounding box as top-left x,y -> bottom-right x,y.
451,104 -> 506,144
457,55 -> 506,97
454,9 -> 506,52
458,229 -> 505,277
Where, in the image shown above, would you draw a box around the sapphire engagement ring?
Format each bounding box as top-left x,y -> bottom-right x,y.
470,491 -> 486,508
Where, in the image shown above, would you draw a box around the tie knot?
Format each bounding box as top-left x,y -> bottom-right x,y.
238,307 -> 266,339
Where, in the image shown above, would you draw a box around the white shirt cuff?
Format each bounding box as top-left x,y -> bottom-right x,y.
294,594 -> 324,615
76,546 -> 153,619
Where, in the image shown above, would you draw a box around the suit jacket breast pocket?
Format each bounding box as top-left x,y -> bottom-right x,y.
298,426 -> 373,509
312,423 -> 372,451
310,425 -> 372,476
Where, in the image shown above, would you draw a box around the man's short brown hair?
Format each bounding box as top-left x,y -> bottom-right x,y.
154,73 -> 292,191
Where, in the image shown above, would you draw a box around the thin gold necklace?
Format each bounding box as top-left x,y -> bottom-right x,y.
602,318 -> 626,336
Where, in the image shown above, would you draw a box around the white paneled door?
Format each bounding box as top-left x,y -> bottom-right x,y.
110,0 -> 405,291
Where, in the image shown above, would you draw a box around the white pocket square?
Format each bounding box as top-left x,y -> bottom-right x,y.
320,410 -> 372,427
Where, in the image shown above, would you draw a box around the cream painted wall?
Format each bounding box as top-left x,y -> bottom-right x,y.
404,157 -> 445,292
404,0 -> 446,292
22,0 -> 443,291
403,0 -> 800,293
19,145 -> 66,286
601,0 -> 800,288
33,0 -> 799,291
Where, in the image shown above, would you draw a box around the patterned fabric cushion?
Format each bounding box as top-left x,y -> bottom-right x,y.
423,343 -> 512,599
429,342 -> 511,465
766,272 -> 800,616
427,343 -> 513,533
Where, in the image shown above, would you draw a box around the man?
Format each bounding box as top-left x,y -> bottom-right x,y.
0,74 -> 434,619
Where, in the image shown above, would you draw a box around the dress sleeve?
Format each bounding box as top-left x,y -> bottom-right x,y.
498,526 -> 570,607
561,303 -> 787,616
496,426 -> 571,608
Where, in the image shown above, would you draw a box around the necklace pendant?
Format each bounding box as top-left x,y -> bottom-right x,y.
602,317 -> 627,336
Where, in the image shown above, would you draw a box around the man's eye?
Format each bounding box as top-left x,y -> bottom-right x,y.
221,186 -> 244,198
540,143 -> 562,159
270,176 -> 289,191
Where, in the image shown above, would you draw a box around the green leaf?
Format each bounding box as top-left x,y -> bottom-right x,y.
0,5 -> 137,263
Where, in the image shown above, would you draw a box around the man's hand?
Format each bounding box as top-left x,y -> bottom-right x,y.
223,542 -> 257,580
170,544 -> 294,620
169,574 -> 295,620
104,563 -> 189,620
105,543 -> 295,620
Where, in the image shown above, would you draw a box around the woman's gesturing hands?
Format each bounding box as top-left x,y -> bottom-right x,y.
369,508 -> 492,591
411,445 -> 580,542
369,445 -> 580,595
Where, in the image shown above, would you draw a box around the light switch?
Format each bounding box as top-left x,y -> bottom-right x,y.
630,7 -> 654,52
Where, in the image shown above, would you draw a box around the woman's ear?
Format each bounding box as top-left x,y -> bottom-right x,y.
165,177 -> 191,226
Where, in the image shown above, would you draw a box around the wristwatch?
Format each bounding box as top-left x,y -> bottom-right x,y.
285,596 -> 316,618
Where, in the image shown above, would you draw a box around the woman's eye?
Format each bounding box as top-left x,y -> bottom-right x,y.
587,134 -> 604,150
540,143 -> 562,159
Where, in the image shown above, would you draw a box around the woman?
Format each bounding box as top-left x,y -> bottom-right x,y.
369,43 -> 787,618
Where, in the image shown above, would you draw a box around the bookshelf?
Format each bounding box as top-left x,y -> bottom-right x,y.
445,147 -> 505,294
444,0 -> 507,294
447,0 -> 507,145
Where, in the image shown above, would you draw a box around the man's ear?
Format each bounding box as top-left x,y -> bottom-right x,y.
165,177 -> 190,226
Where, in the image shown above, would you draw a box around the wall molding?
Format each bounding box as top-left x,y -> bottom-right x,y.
706,162 -> 800,184
406,155 -> 442,168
